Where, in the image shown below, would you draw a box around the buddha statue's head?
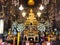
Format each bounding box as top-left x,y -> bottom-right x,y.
29,9 -> 35,17
30,9 -> 33,13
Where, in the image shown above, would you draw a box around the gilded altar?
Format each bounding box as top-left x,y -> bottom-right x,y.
23,25 -> 39,42
22,9 -> 39,42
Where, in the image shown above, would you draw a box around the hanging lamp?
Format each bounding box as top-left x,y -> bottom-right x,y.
37,11 -> 41,17
39,0 -> 44,10
19,5 -> 24,10
39,4 -> 44,10
22,11 -> 26,17
19,0 -> 24,10
28,0 -> 35,5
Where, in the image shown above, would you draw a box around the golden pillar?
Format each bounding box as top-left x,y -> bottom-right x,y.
48,36 -> 50,41
17,32 -> 20,45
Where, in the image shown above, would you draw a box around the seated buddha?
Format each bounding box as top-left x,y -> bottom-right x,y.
25,9 -> 38,25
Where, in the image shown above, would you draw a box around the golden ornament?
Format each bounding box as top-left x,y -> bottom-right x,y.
28,0 -> 35,5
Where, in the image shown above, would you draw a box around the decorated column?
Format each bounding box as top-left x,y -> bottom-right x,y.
17,32 -> 20,45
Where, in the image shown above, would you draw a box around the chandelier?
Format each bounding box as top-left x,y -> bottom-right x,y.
19,0 -> 24,10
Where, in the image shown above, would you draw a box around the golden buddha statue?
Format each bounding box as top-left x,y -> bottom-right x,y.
23,9 -> 39,42
25,9 -> 38,25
